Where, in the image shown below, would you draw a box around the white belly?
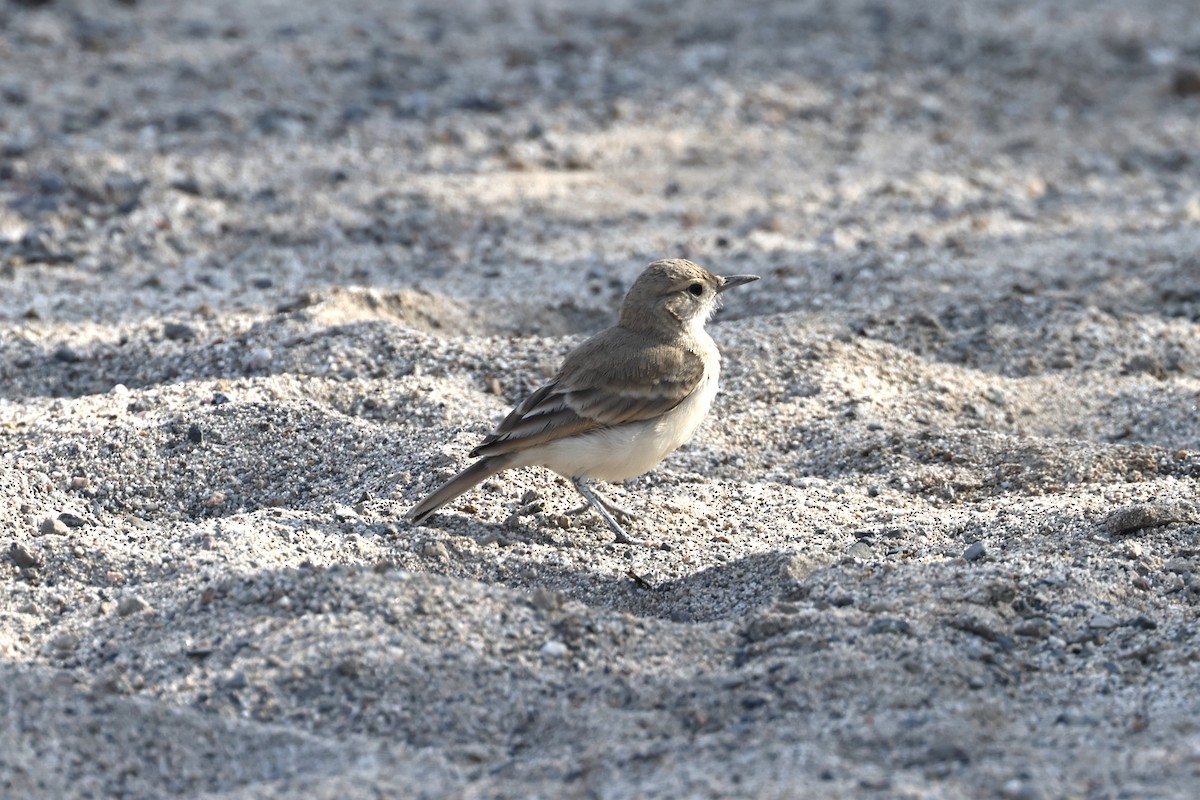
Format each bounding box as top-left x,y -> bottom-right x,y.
524,359 -> 719,483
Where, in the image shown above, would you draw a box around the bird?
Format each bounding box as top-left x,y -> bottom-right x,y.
406,258 -> 758,543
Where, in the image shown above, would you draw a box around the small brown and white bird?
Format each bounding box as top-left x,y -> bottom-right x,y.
406,258 -> 758,543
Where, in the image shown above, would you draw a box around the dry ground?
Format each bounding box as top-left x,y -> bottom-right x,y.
2,1 -> 1200,797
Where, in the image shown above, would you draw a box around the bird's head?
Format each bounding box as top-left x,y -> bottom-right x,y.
619,258 -> 758,336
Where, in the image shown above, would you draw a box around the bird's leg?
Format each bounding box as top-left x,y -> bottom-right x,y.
564,483 -> 640,523
564,499 -> 640,524
571,477 -> 639,544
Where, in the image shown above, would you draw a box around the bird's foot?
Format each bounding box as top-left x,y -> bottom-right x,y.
571,478 -> 643,545
563,499 -> 639,525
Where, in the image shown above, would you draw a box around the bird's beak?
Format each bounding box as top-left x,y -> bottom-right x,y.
717,274 -> 760,293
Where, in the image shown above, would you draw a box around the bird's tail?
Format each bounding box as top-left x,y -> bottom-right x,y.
406,455 -> 513,523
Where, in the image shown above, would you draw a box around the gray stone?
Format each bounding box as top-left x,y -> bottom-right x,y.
846,541 -> 873,560
8,542 -> 39,568
117,595 -> 152,617
47,633 -> 79,655
163,322 -> 197,341
1103,502 -> 1194,535
962,541 -> 987,561
866,618 -> 913,636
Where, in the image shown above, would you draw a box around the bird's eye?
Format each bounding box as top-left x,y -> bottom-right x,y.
688,283 -> 704,296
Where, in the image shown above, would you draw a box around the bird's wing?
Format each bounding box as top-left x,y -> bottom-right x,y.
469,328 -> 706,458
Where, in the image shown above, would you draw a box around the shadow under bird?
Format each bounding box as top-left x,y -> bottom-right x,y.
406,258 -> 759,543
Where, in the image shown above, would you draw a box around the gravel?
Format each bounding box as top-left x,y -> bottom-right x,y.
2,0 -> 1200,798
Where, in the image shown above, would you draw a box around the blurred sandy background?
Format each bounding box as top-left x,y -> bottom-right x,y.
2,1 -> 1200,797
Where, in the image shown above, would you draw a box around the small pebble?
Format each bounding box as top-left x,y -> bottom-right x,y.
866,618 -> 913,636
516,500 -> 543,516
529,587 -> 565,612
1173,67 -> 1200,97
1164,557 -> 1192,574
846,541 -> 873,560
1014,619 -> 1051,638
476,530 -> 504,546
184,640 -> 214,658
53,345 -> 83,363
924,742 -> 971,765
421,540 -> 450,560
170,177 -> 203,195
117,595 -> 151,617
244,347 -> 273,371
58,512 -> 86,528
38,517 -> 70,536
9,542 -> 40,568
1103,502 -> 1193,535
163,322 -> 197,341
47,633 -> 79,655
1001,778 -> 1041,800
540,641 -> 568,657
962,541 -> 987,562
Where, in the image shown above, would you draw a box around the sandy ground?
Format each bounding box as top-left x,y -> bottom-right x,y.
2,0 -> 1200,797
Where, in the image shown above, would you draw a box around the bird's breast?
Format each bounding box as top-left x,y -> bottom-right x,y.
652,356 -> 718,454
524,345 -> 720,483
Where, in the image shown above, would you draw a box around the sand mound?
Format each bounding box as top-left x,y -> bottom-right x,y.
3,1 -> 1200,797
